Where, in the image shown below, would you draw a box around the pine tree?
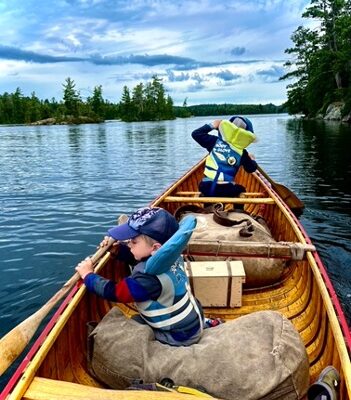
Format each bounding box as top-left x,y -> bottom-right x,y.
132,83 -> 145,120
89,85 -> 104,117
26,92 -> 41,123
62,77 -> 81,117
13,87 -> 25,123
119,86 -> 134,121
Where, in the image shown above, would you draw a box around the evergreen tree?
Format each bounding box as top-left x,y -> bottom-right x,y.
0,92 -> 13,124
104,100 -> 119,120
41,99 -> 52,119
175,97 -> 192,118
152,75 -> 166,119
25,92 -> 41,123
119,86 -> 134,121
165,95 -> 174,119
119,76 -> 175,122
62,77 -> 81,117
89,85 -> 105,118
132,83 -> 145,120
144,81 -> 156,119
13,88 -> 25,123
281,26 -> 320,115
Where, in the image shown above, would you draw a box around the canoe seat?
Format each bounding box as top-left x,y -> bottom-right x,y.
24,377 -> 198,400
24,377 -> 115,400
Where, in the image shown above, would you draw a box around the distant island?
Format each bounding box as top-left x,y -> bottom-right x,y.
0,76 -> 285,126
174,102 -> 285,118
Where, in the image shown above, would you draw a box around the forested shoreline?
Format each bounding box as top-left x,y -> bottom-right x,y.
0,76 -> 284,125
174,103 -> 285,118
281,0 -> 351,120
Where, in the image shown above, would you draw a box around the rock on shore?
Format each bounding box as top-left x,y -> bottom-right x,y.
30,116 -> 102,125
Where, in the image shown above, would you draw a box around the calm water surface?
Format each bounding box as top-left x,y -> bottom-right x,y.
1,115 -> 350,388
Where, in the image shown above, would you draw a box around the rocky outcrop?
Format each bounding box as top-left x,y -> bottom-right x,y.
309,102 -> 351,122
324,102 -> 344,120
30,116 -> 103,125
341,111 -> 351,123
30,118 -> 57,125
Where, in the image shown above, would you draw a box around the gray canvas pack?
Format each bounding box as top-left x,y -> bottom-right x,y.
89,307 -> 309,400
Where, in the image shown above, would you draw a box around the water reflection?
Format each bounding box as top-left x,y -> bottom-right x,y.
96,124 -> 107,149
285,119 -> 351,212
68,125 -> 83,150
124,122 -> 168,146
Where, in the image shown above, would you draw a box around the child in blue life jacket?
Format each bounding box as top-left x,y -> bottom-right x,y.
76,207 -> 221,347
192,116 -> 257,201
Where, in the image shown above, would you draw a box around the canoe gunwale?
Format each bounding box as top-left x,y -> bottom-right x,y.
1,284 -> 81,399
1,254 -> 112,399
256,166 -> 351,393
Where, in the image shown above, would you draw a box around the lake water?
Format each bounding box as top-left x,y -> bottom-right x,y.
0,114 -> 351,388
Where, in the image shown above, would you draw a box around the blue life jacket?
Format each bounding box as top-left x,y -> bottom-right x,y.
204,137 -> 242,183
134,216 -> 203,334
204,120 -> 256,190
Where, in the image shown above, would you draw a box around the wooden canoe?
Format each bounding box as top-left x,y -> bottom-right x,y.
2,158 -> 351,400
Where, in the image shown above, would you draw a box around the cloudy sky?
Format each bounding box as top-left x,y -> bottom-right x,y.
0,0 -> 311,105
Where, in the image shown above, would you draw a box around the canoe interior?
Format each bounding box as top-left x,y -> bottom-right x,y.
4,159 -> 351,400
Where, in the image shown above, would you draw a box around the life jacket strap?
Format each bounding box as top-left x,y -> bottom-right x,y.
185,282 -> 204,333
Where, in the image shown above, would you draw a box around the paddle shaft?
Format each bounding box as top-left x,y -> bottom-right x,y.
256,165 -> 304,216
0,237 -> 115,376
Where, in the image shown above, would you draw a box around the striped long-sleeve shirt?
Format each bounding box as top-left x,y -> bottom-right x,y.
84,244 -> 161,303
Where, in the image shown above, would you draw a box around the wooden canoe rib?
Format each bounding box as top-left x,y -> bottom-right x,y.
2,158 -> 351,400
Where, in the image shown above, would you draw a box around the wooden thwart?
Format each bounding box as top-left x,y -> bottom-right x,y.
175,191 -> 265,197
164,196 -> 274,204
187,240 -> 316,260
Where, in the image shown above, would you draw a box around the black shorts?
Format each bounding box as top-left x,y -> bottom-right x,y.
199,181 -> 245,197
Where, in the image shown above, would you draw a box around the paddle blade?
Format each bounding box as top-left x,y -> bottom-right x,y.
272,182 -> 305,217
0,305 -> 51,376
257,165 -> 305,217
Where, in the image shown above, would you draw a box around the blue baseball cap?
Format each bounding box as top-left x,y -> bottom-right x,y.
108,207 -> 179,244
229,115 -> 254,133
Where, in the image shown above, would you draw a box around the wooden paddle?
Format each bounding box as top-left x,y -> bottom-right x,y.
0,237 -> 115,376
257,165 -> 305,217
